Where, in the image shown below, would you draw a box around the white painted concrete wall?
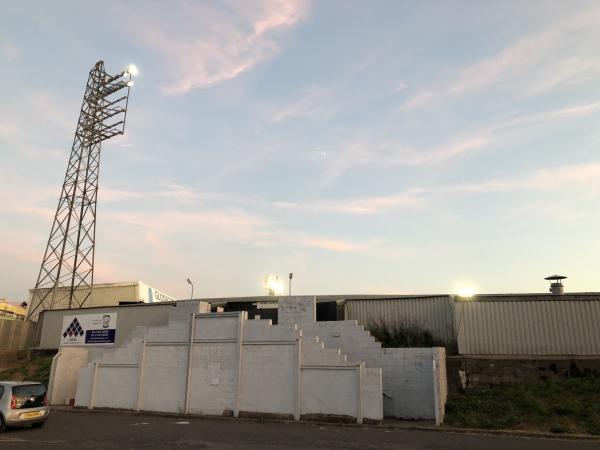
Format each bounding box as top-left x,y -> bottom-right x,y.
95,366 -> 138,410
240,343 -> 297,415
278,296 -> 316,327
54,296 -> 443,422
142,345 -> 187,413
48,347 -> 89,405
280,297 -> 448,421
59,300 -> 382,423
301,367 -> 358,418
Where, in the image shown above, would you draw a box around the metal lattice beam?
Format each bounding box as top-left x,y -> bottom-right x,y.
27,61 -> 134,320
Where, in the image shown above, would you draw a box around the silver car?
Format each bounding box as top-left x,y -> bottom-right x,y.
0,381 -> 49,432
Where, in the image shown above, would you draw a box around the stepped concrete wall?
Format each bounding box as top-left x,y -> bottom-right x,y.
56,300 -> 382,423
279,297 -> 447,422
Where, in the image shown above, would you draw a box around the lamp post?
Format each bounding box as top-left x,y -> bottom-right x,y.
288,273 -> 293,296
186,278 -> 194,300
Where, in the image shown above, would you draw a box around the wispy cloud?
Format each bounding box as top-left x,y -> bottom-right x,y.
303,160 -> 600,215
271,85 -> 333,122
273,190 -> 425,215
444,161 -> 600,195
314,99 -> 600,182
403,7 -> 600,110
126,0 -> 310,95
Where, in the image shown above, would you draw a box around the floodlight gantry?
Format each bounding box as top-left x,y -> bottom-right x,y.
26,61 -> 135,320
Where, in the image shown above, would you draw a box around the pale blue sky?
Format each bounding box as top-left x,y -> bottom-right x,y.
2,0 -> 600,301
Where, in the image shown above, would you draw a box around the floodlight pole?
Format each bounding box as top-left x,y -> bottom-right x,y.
288,273 -> 293,296
27,61 -> 134,320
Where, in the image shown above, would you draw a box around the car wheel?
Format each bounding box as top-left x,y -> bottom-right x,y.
32,422 -> 45,429
0,414 -> 6,433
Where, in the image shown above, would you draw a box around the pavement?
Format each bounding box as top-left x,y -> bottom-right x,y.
0,409 -> 599,449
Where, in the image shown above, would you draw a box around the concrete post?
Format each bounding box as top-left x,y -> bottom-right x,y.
136,341 -> 147,411
184,314 -> 196,414
47,350 -> 61,405
294,337 -> 302,420
89,362 -> 99,410
356,364 -> 363,424
433,358 -> 440,426
233,312 -> 244,417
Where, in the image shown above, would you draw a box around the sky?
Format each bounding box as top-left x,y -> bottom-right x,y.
1,0 -> 600,302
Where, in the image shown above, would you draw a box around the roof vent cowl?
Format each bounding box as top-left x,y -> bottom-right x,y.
545,275 -> 567,296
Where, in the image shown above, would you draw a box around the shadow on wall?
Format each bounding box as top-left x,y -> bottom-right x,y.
367,319 -> 455,351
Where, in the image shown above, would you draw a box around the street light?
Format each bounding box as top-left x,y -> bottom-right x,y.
186,278 -> 194,300
288,273 -> 293,296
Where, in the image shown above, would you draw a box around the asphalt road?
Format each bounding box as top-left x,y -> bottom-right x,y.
0,410 -> 598,449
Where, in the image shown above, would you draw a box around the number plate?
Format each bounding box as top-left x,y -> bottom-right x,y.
21,411 -> 42,419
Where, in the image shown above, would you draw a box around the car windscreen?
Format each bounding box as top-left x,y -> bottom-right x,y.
11,384 -> 46,409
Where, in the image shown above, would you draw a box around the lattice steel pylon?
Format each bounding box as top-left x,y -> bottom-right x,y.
26,61 -> 135,320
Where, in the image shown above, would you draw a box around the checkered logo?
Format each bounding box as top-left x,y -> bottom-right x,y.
63,317 -> 84,338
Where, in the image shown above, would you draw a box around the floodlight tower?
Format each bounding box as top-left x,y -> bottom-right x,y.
26,61 -> 136,320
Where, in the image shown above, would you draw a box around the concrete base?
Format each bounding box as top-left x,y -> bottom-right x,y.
447,355 -> 600,392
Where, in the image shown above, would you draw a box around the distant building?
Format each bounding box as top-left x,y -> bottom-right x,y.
26,281 -> 175,321
0,299 -> 27,320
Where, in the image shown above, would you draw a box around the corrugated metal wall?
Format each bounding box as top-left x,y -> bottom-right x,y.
38,302 -> 178,349
0,320 -> 38,350
27,283 -> 141,321
344,296 -> 455,344
455,300 -> 600,355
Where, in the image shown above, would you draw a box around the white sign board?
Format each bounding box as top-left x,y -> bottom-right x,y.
60,313 -> 117,346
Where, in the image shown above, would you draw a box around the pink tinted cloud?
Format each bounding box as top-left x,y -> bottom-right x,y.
126,0 -> 310,95
0,123 -> 19,139
316,98 -> 600,182
291,160 -> 600,216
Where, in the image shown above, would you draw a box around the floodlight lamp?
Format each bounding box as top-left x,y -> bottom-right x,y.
264,273 -> 283,295
457,287 -> 475,298
126,80 -> 134,87
126,64 -> 138,76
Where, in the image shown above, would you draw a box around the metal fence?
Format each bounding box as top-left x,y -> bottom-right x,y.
0,319 -> 38,350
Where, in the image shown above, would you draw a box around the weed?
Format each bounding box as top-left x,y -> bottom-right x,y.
445,376 -> 600,435
367,319 -> 446,348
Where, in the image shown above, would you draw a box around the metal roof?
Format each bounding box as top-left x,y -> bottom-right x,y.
454,293 -> 600,302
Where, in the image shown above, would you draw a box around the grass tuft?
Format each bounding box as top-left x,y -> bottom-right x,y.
445,377 -> 600,435
367,319 -> 446,348
0,356 -> 53,387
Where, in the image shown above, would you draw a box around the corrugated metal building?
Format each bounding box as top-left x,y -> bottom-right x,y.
455,294 -> 600,356
343,296 -> 455,344
208,293 -> 600,356
27,281 -> 175,321
34,292 -> 600,356
37,301 -> 185,349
